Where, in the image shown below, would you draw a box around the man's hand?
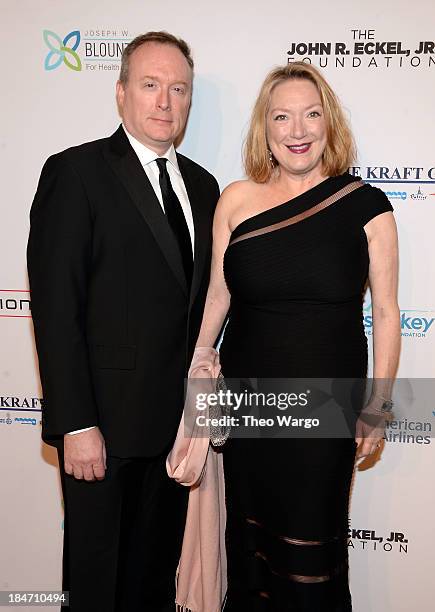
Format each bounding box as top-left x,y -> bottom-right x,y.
64,427 -> 107,481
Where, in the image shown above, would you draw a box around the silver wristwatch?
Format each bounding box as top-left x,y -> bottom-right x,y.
380,399 -> 394,413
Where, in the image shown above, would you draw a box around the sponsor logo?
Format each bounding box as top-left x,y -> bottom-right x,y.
410,186 -> 427,200
287,28 -> 435,69
350,166 -> 435,203
14,417 -> 39,426
43,28 -> 131,73
349,165 -> 435,183
384,190 -> 407,201
44,30 -> 82,71
384,417 -> 431,445
0,412 -> 13,426
0,396 -> 43,410
0,397 -> 43,428
0,290 -> 31,318
364,303 -> 435,339
348,525 -> 409,553
0,414 -> 41,427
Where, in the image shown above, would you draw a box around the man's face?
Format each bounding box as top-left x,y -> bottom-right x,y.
116,42 -> 192,155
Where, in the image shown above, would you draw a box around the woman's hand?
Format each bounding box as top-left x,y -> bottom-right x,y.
189,346 -> 220,378
355,396 -> 392,462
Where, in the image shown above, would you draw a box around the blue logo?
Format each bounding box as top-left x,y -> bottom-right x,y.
384,190 -> 407,201
364,304 -> 435,338
14,417 -> 38,426
44,30 -> 82,71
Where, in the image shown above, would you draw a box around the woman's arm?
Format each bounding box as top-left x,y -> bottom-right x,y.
195,183 -> 241,348
366,211 -> 401,395
356,211 -> 400,458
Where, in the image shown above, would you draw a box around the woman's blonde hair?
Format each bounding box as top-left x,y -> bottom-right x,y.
244,62 -> 356,183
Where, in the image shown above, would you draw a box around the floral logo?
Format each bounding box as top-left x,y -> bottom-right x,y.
43,30 -> 82,71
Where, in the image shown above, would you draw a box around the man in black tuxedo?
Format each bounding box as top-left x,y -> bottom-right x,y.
27,31 -> 219,611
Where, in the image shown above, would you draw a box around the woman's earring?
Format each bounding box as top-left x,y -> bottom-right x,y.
267,149 -> 274,164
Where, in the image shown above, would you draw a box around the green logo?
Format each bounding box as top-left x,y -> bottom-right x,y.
44,30 -> 82,71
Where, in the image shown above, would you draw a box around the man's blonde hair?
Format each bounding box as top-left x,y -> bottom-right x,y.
119,31 -> 193,85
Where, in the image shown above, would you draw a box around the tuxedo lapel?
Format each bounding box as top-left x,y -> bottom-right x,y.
177,154 -> 210,310
103,126 -> 188,296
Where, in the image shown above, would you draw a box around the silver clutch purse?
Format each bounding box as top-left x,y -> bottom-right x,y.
209,372 -> 231,447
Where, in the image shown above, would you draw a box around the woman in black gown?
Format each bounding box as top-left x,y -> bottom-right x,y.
192,62 -> 400,611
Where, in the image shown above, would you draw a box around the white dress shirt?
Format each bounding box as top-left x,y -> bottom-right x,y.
67,125 -> 195,436
124,125 -> 195,251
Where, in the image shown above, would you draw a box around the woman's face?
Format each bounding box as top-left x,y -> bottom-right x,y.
266,78 -> 328,180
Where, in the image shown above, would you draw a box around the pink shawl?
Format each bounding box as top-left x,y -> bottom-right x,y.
166,352 -> 227,612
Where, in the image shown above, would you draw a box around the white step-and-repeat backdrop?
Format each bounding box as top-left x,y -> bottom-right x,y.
1,1 -> 434,610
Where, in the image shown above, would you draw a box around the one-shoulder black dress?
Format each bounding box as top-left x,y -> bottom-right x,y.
219,173 -> 393,611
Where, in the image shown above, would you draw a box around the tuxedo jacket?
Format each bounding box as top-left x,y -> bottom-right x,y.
27,125 -> 220,457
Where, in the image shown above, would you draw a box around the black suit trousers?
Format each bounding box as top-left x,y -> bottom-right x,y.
58,447 -> 189,612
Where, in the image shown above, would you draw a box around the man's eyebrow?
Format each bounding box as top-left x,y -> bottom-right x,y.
139,75 -> 190,85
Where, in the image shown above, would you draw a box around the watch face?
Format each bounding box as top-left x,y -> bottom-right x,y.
381,400 -> 393,412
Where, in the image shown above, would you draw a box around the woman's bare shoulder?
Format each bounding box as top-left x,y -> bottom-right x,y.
215,179 -> 266,232
221,179 -> 258,199
217,179 -> 260,212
